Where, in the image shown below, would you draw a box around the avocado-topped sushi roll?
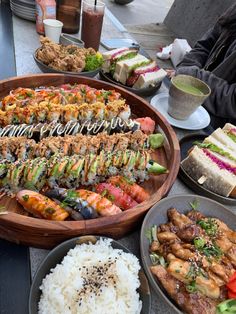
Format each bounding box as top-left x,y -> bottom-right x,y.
0,150 -> 167,194
23,158 -> 47,190
62,155 -> 85,188
3,161 -> 25,192
47,155 -> 69,187
0,163 -> 8,178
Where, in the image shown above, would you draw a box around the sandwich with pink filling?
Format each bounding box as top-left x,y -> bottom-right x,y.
101,47 -> 138,74
101,47 -> 167,89
181,123 -> 236,197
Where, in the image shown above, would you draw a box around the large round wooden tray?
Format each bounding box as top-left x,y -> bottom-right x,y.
0,74 -> 180,248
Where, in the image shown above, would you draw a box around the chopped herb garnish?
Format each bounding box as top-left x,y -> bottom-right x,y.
202,243 -> 223,260
61,190 -> 78,208
186,263 -> 196,280
189,199 -> 199,210
186,281 -> 197,293
193,236 -> 222,260
26,91 -> 33,97
22,194 -> 29,202
102,91 -> 112,100
45,207 -> 56,214
194,237 -> 206,249
107,194 -> 115,202
100,189 -> 108,197
17,95 -> 25,100
197,218 -> 218,237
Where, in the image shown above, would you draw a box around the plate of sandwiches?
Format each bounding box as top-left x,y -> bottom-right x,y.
179,123 -> 236,205
99,47 -> 167,96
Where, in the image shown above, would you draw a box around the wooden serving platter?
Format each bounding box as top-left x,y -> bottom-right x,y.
0,74 -> 180,248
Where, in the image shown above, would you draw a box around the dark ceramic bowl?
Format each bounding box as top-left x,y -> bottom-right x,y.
99,70 -> 162,97
140,194 -> 236,313
29,235 -> 151,314
34,50 -> 100,78
114,0 -> 134,4
179,133 -> 236,205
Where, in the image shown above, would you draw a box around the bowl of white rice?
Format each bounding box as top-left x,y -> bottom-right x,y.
29,236 -> 151,314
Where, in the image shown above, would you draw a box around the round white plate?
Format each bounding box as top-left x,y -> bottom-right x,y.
150,92 -> 210,130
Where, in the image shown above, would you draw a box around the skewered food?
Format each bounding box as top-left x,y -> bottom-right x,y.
0,150 -> 167,194
16,190 -> 69,220
182,123 -> 236,198
108,176 -> 150,203
148,208 -> 236,314
95,182 -> 138,210
0,131 -> 164,162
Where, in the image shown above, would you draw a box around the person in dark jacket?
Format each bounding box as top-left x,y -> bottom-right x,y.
176,4 -> 236,128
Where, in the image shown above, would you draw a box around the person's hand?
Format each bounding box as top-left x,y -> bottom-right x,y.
165,69 -> 176,79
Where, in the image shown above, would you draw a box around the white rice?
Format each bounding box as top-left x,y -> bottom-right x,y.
38,238 -> 142,314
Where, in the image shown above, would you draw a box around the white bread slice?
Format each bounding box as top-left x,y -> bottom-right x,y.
204,135 -> 236,161
211,128 -> 236,153
181,146 -> 236,197
222,123 -> 236,131
102,47 -> 129,60
102,48 -> 133,73
133,69 -> 167,89
114,55 -> 149,84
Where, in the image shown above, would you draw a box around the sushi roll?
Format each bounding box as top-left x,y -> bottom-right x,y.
16,190 -> 69,221
3,161 -> 25,192
63,104 -> 79,123
0,162 -> 8,179
95,183 -> 138,210
105,100 -> 131,121
45,188 -> 98,219
35,103 -> 49,122
47,155 -> 69,187
108,176 -> 150,203
0,150 -> 167,194
62,155 -> 85,188
76,189 -> 122,217
46,103 -> 62,122
23,158 -> 47,190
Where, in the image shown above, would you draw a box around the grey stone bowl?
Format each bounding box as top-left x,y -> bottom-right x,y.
29,235 -> 151,314
59,33 -> 85,47
34,49 -> 100,77
140,194 -> 236,313
168,74 -> 211,120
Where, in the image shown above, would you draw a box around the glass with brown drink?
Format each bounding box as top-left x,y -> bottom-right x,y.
81,0 -> 105,50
